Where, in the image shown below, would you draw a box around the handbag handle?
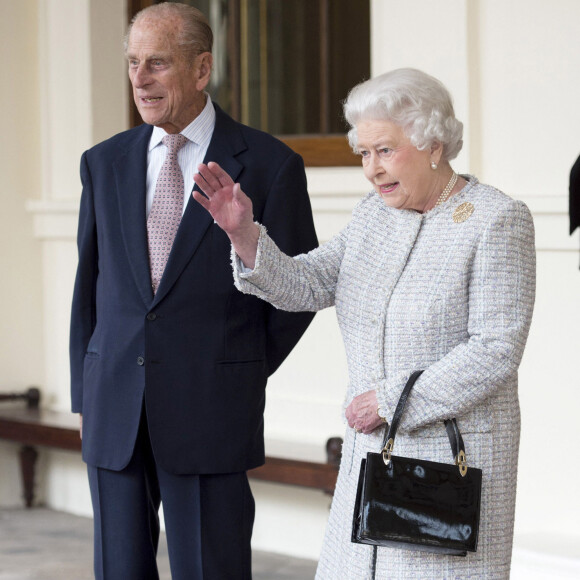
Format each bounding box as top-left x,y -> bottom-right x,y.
444,417 -> 468,477
380,370 -> 469,477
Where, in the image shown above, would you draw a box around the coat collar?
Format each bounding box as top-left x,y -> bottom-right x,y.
113,124 -> 154,307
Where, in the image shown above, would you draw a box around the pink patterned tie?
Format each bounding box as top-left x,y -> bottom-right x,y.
147,134 -> 188,294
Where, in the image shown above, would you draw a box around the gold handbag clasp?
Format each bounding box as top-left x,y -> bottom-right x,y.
382,438 -> 394,467
455,449 -> 468,477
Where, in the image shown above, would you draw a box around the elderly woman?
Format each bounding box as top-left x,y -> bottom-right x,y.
193,68 -> 536,579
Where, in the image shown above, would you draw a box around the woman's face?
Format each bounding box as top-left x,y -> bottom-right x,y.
357,120 -> 441,212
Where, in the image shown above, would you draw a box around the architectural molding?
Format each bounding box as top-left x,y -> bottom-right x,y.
25,192 -> 578,253
25,199 -> 79,241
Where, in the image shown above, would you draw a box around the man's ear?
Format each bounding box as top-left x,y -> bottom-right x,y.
195,52 -> 213,92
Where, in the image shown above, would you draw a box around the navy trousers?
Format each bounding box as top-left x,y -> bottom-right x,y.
87,411 -> 255,579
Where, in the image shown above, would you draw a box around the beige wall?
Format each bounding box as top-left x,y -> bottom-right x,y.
0,1 -> 44,503
0,3 -> 43,390
0,0 -> 579,573
0,0 -> 127,511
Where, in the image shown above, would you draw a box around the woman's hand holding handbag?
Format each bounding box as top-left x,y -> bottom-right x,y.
351,370 -> 482,557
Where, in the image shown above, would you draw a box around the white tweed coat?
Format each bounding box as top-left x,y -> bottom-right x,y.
234,176 -> 536,579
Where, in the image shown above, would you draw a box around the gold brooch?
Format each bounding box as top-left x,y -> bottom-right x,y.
453,202 -> 474,223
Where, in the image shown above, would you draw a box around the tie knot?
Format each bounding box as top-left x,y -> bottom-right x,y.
162,134 -> 188,155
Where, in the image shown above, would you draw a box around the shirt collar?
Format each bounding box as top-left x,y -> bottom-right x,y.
148,94 -> 216,151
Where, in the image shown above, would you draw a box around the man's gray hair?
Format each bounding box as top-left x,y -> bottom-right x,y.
124,2 -> 213,63
343,68 -> 463,162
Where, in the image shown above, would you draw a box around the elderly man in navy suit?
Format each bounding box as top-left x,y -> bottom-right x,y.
69,3 -> 317,578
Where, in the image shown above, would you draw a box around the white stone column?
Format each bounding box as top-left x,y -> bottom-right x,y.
0,0 -> 44,509
24,0 -> 128,513
27,0 -> 128,410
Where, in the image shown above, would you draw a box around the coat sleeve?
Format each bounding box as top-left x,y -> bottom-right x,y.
375,200 -> 536,432
233,224 -> 347,312
254,152 -> 319,375
69,152 -> 98,413
233,186 -> 369,312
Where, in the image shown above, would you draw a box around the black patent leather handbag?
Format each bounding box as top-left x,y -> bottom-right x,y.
351,371 -> 482,557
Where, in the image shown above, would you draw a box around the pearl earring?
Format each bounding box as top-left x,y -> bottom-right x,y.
430,161 -> 437,170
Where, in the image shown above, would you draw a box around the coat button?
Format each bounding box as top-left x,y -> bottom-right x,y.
137,356 -> 145,366
147,313 -> 157,321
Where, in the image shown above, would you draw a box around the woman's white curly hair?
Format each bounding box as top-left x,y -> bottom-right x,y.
344,68 -> 463,161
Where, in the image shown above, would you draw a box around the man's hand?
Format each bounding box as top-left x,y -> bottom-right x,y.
345,390 -> 384,434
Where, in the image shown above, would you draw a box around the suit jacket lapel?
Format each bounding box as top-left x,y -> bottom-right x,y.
153,105 -> 246,306
114,124 -> 154,307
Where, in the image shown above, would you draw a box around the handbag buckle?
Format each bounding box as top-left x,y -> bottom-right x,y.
455,449 -> 468,477
382,438 -> 394,466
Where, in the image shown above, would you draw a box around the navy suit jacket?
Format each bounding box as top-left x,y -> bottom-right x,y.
70,104 -> 318,474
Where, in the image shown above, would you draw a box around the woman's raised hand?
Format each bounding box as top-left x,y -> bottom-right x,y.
193,162 -> 253,235
193,162 -> 260,269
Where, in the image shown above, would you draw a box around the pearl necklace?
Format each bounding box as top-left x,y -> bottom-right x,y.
434,171 -> 458,207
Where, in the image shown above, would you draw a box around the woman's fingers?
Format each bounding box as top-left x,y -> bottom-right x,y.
191,189 -> 211,211
206,161 -> 235,187
345,390 -> 383,434
193,165 -> 220,197
195,162 -> 234,196
192,163 -> 255,242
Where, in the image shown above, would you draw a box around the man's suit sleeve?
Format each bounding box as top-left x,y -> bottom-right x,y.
570,154 -> 580,235
260,152 -> 318,375
70,152 -> 98,413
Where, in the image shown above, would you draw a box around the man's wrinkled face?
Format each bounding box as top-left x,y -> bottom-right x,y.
127,16 -> 212,134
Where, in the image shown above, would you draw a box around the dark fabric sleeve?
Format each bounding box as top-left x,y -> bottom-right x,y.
69,152 -> 99,413
259,152 -> 319,375
569,154 -> 580,235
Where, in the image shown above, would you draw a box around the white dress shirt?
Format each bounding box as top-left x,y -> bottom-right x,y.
146,94 -> 216,217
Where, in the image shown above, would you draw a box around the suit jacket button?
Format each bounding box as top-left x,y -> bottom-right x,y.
147,313 -> 157,321
137,356 -> 145,366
